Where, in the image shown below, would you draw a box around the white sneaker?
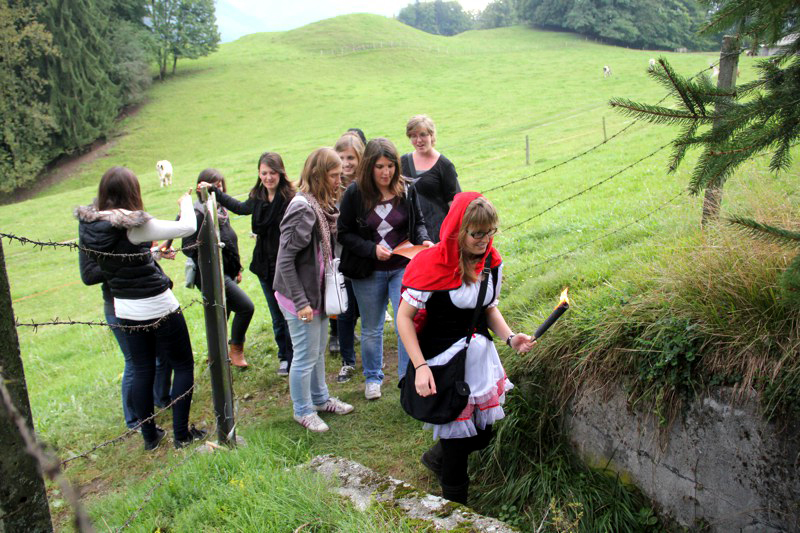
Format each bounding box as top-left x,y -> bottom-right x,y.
277,360 -> 289,376
313,397 -> 354,415
293,413 -> 329,432
365,382 -> 382,400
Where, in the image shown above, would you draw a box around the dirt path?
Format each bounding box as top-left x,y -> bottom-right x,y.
4,104 -> 144,205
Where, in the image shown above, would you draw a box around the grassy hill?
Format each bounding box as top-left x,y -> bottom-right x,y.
0,13 -> 796,532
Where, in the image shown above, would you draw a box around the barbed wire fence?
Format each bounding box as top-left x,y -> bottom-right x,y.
0,54 -> 738,532
0,192 -> 238,530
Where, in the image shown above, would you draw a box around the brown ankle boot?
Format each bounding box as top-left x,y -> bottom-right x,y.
228,343 -> 248,367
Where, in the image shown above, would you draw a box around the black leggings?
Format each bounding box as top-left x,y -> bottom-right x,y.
224,275 -> 254,345
439,425 -> 493,486
120,311 -> 195,441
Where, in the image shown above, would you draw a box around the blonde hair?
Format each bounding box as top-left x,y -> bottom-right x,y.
298,147 -> 341,209
458,197 -> 499,284
406,114 -> 437,145
334,132 -> 365,158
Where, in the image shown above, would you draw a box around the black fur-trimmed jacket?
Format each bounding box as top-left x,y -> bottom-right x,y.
75,206 -> 172,300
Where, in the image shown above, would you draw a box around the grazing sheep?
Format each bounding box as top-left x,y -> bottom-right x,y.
649,58 -> 656,69
603,65 -> 612,78
156,160 -> 173,187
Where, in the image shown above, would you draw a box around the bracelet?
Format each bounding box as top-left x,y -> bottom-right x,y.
505,333 -> 516,347
414,362 -> 428,370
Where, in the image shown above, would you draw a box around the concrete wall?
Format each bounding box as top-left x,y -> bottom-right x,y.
564,386 -> 799,532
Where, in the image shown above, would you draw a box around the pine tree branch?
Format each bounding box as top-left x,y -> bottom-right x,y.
727,215 -> 800,246
609,99 -> 702,125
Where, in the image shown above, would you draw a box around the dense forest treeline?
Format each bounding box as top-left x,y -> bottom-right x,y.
398,0 -> 719,50
0,0 -> 219,194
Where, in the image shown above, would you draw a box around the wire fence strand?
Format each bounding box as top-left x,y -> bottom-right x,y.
528,190 -> 686,269
0,374 -> 95,532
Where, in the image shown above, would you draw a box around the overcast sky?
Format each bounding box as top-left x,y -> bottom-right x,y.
216,0 -> 492,42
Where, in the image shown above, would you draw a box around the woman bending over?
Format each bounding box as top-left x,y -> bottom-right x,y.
396,192 -> 534,504
186,168 -> 255,367
76,167 -> 206,451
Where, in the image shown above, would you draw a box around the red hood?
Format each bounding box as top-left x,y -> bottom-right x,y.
402,191 -> 502,291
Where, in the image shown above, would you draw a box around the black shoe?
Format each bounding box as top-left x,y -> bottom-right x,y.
441,480 -> 469,505
174,425 -> 208,449
143,427 -> 167,451
329,335 -> 340,353
421,440 -> 443,480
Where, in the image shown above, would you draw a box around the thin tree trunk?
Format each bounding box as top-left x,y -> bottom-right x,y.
701,35 -> 740,227
0,240 -> 53,532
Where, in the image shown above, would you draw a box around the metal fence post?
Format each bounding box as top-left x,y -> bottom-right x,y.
196,189 -> 236,445
0,239 -> 53,532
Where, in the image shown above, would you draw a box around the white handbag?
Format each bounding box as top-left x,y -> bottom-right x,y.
324,257 -> 349,316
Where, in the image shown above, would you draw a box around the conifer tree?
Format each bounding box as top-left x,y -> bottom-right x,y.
609,0 -> 799,207
42,0 -> 121,152
0,2 -> 58,192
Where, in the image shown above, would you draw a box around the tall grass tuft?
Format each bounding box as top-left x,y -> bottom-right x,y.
91,430 -> 422,533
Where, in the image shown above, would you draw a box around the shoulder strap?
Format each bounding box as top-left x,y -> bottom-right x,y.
464,256 -> 493,348
404,154 -> 417,180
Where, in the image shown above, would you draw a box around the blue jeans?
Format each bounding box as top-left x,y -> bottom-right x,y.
350,267 -> 408,384
105,301 -> 171,429
260,279 -> 293,364
282,307 -> 330,417
119,312 -> 195,442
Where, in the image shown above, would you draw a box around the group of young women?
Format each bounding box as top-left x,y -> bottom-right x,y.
76,115 -> 535,505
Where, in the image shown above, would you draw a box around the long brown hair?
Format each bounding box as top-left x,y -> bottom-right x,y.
355,138 -> 405,211
458,197 -> 499,284
298,147 -> 341,209
251,152 -> 294,202
97,167 -> 144,211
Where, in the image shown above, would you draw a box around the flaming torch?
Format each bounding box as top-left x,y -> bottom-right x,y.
533,288 -> 570,340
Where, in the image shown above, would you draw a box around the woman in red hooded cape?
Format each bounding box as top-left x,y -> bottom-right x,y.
397,191 -> 535,505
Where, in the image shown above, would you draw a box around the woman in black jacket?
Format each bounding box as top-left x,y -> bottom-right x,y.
198,153 -> 295,375
184,168 -> 255,367
337,138 -> 432,401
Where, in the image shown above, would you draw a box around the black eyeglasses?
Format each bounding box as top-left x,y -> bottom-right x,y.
469,228 -> 498,240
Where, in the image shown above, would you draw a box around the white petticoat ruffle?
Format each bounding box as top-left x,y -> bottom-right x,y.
422,333 -> 514,441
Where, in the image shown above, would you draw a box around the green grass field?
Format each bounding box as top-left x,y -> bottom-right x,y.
1,14 -> 797,532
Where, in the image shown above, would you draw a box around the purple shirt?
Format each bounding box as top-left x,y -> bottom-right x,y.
366,199 -> 409,271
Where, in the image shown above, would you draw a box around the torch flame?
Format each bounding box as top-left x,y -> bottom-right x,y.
556,287 -> 570,308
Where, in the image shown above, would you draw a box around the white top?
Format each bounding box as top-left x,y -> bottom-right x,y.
401,266 -> 513,440
114,196 -> 196,321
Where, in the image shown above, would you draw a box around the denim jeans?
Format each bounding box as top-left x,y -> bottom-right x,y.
260,279 -> 293,364
105,301 -> 171,429
224,275 -> 255,345
350,267 -> 409,384
119,311 -> 195,442
281,307 -> 329,417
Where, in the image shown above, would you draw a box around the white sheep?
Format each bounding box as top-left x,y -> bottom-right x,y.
603,65 -> 612,78
649,58 -> 656,69
156,160 -> 173,187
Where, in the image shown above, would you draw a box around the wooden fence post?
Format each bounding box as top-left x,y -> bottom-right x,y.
0,239 -> 53,532
702,35 -> 739,227
196,189 -> 236,446
526,135 -> 530,166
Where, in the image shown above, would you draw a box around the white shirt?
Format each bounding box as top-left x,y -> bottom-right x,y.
114,195 -> 196,321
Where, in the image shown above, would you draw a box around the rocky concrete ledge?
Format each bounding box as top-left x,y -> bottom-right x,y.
303,454 -> 515,532
565,386 -> 800,532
